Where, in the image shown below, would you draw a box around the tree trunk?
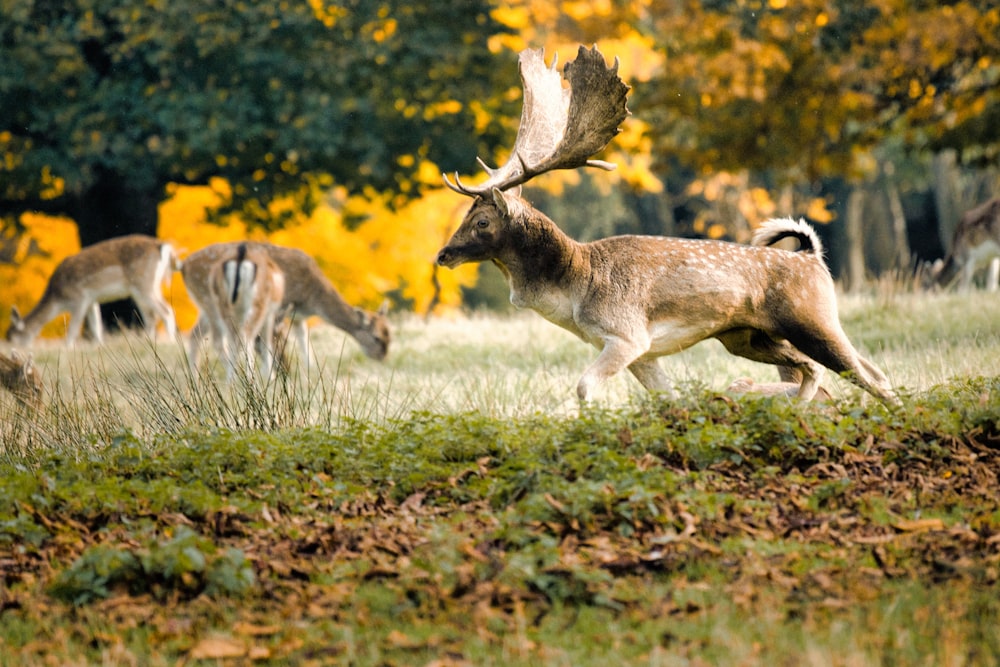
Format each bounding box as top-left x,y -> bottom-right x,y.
881,162 -> 911,271
69,170 -> 163,331
844,188 -> 866,292
931,150 -> 960,252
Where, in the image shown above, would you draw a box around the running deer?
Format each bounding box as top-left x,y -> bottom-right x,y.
436,45 -> 898,405
930,197 -> 1000,292
6,235 -> 180,346
182,242 -> 390,371
182,243 -> 285,380
0,350 -> 43,408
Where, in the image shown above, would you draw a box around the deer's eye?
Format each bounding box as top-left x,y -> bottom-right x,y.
476,218 -> 489,228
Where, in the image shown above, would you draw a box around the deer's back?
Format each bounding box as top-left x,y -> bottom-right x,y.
581,235 -> 830,327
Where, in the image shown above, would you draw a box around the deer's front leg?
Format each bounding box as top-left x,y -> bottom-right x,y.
577,334 -> 649,402
628,358 -> 676,397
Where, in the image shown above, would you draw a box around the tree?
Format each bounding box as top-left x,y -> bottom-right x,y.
635,0 -> 1000,180
0,0 -> 514,246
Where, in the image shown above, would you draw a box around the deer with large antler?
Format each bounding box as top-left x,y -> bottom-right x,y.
436,45 -> 898,405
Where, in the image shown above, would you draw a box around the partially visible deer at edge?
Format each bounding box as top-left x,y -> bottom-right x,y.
5,235 -> 180,347
181,242 -> 390,372
436,45 -> 898,406
0,351 -> 43,408
182,243 -> 285,380
928,197 -> 1000,292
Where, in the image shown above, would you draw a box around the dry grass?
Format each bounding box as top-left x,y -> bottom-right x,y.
2,288 -> 998,453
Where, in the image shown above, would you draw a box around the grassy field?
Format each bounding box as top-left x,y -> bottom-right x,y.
1,290 -> 998,665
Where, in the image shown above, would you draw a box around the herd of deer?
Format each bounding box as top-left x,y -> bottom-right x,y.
3,46 -> 998,412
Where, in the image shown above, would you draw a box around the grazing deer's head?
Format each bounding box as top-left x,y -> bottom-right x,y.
0,350 -> 43,408
927,197 -> 1000,292
353,300 -> 391,361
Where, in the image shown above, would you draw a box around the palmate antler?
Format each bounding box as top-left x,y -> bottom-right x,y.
444,45 -> 631,196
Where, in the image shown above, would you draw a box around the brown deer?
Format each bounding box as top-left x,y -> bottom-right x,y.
0,350 -> 43,408
182,243 -> 285,380
181,242 -> 389,372
436,45 -> 898,405
6,235 -> 180,346
930,197 -> 1000,292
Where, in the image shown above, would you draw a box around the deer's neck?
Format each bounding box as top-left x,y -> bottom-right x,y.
299,278 -> 365,335
497,213 -> 585,314
19,293 -> 65,339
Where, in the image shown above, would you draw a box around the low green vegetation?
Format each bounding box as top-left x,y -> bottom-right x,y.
1,292 -> 998,665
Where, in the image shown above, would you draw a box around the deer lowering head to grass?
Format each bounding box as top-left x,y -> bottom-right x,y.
182,242 -> 285,380
0,350 -> 43,408
6,235 -> 180,347
436,45 -> 898,406
182,242 -> 390,371
929,197 -> 1000,292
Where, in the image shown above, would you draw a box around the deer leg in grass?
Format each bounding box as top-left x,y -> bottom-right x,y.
290,318 -> 311,370
627,358 -> 675,397
715,328 -> 826,401
577,335 -> 652,402
133,290 -> 177,340
786,330 -> 897,405
66,301 -> 97,346
187,317 -> 209,373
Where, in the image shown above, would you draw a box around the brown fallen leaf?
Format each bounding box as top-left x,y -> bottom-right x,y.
892,518 -> 946,533
189,636 -> 246,660
233,621 -> 282,636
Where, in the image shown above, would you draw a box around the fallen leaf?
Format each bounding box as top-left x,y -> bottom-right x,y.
234,621 -> 282,636
189,636 -> 246,659
892,518 -> 946,533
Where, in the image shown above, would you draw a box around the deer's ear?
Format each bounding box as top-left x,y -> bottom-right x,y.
491,188 -> 509,217
377,299 -> 389,316
492,188 -> 524,220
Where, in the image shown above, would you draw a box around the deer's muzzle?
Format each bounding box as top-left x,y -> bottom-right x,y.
436,247 -> 462,269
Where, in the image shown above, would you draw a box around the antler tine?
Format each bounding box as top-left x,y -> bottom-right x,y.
442,45 -> 630,198
442,171 -> 472,195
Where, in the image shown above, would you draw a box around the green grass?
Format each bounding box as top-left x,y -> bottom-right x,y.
0,290 -> 999,665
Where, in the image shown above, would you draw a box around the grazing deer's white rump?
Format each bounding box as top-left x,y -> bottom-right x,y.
181,242 -> 390,372
436,45 -> 898,406
182,243 -> 285,380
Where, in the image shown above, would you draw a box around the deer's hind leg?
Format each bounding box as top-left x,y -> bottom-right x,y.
782,322 -> 899,406
715,328 -> 826,400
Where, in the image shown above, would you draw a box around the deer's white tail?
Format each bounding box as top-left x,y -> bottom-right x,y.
751,218 -> 824,257
157,243 -> 180,290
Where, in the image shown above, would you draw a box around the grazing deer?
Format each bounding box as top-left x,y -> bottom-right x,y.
182,243 -> 285,380
6,235 -> 180,346
182,242 -> 390,371
436,45 -> 898,406
930,197 -> 1000,292
0,350 -> 43,408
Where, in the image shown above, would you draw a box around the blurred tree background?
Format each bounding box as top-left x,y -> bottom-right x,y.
2,0 -> 998,333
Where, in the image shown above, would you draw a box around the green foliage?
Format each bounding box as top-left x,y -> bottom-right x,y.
0,0 -> 514,229
1,305 -> 999,664
49,526 -> 254,605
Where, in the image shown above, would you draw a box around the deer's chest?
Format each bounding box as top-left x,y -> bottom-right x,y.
509,282 -> 578,329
